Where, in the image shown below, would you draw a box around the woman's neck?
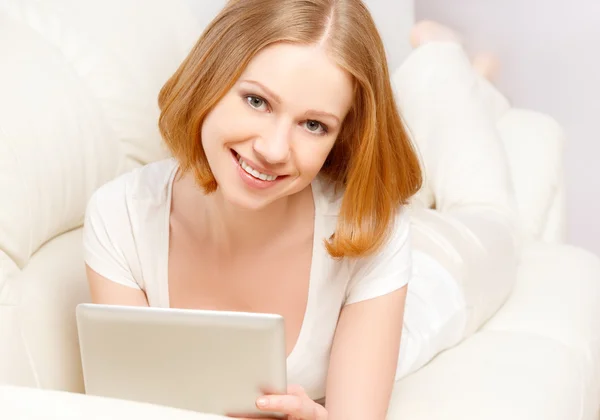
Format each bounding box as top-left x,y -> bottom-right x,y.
174,171 -> 312,255
204,188 -> 297,254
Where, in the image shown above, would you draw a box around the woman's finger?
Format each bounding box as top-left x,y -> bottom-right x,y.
287,384 -> 309,397
256,394 -> 327,420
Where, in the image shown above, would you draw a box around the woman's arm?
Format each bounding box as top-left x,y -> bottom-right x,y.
325,286 -> 407,420
86,265 -> 149,306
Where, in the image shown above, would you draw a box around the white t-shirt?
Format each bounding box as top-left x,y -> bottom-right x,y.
83,158 -> 412,400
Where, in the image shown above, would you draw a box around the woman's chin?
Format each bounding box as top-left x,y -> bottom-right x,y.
216,175 -> 307,212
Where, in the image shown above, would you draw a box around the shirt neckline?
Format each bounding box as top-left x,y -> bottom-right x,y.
160,159 -> 323,366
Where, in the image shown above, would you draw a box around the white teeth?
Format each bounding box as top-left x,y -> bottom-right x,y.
238,156 -> 278,181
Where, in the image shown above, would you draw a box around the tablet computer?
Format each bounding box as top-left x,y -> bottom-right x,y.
76,303 -> 287,418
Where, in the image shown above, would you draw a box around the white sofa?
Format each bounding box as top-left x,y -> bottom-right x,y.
1,1 -> 600,419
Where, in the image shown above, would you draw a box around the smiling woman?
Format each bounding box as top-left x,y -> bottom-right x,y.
157,0 -> 421,258
198,42 -> 355,212
81,0 -> 519,419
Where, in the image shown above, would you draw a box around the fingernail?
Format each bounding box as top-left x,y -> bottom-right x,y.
256,397 -> 269,408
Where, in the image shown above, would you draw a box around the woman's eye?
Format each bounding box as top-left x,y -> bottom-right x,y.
246,95 -> 268,111
303,120 -> 327,135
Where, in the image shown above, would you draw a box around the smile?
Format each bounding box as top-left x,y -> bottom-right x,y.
236,154 -> 279,181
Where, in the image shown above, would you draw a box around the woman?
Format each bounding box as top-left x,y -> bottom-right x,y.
83,0 -> 519,418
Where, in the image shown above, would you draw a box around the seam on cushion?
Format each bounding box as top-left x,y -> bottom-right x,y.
0,123 -> 31,270
541,178 -> 567,243
0,256 -> 18,305
0,305 -> 40,387
18,317 -> 41,388
534,177 -> 559,240
30,225 -> 83,261
482,327 -> 598,363
479,328 -> 600,371
1,227 -> 82,305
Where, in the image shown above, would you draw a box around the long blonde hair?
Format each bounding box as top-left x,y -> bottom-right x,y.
158,0 -> 422,258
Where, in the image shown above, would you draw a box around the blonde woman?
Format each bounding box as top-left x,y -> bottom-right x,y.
83,1 -> 519,418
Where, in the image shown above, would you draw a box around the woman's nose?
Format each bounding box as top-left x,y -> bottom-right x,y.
253,123 -> 292,164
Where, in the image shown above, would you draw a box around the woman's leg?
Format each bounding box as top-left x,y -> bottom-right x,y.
393,24 -> 522,378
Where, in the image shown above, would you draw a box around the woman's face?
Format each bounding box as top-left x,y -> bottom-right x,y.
201,42 -> 354,210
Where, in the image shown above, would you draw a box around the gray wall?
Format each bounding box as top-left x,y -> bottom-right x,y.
416,0 -> 600,255
363,0 -> 414,71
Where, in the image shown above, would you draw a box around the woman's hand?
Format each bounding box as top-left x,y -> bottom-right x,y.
232,384 -> 327,420
256,384 -> 327,420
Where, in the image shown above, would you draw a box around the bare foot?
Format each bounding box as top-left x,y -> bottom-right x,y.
472,53 -> 500,82
410,20 -> 501,82
409,20 -> 463,48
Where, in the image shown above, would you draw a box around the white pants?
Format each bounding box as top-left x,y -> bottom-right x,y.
394,42 -> 521,379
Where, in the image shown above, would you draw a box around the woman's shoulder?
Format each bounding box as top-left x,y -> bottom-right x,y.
84,158 -> 178,232
314,176 -> 410,227
314,175 -> 412,304
82,159 -> 177,293
314,175 -> 412,258
89,158 -> 178,204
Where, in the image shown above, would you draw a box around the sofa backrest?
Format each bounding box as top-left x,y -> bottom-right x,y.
0,0 -> 202,297
0,0 -> 205,389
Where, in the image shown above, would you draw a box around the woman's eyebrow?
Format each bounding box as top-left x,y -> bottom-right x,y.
239,79 -> 282,104
302,109 -> 340,124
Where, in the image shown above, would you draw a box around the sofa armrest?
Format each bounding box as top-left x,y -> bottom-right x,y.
482,243 -> 600,368
540,176 -> 567,243
0,229 -> 90,391
387,243 -> 600,420
497,109 -> 567,242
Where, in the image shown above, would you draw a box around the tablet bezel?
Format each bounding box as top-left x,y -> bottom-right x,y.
76,303 -> 287,418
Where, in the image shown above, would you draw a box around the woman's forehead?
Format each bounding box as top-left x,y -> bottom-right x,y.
239,43 -> 354,117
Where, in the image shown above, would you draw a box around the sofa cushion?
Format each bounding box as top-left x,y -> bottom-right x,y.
0,0 -> 201,284
388,242 -> 600,420
483,243 -> 600,382
0,11 -> 119,279
497,109 -> 566,242
0,229 -> 89,392
388,330 -> 595,420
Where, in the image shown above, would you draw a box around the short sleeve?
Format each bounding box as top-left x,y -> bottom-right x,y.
344,209 -> 412,305
83,179 -> 141,290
